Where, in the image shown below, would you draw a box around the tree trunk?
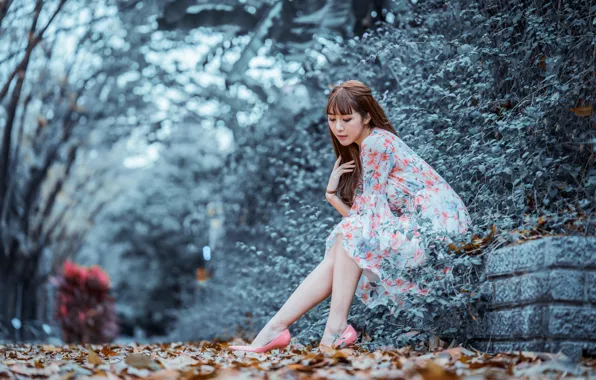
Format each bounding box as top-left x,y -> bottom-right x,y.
0,254 -> 47,342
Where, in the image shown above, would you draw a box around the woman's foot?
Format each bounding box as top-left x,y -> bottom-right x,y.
249,322 -> 289,348
318,322 -> 348,348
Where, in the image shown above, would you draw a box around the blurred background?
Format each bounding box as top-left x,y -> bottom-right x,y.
0,0 -> 593,347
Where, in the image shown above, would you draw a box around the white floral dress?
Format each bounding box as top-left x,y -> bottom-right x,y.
324,127 -> 472,310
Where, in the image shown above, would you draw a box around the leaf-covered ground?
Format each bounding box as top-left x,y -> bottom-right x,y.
1,341 -> 594,379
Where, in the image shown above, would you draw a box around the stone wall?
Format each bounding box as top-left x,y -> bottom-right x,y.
467,236 -> 596,361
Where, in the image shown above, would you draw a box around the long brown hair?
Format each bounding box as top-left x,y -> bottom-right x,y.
326,80 -> 398,207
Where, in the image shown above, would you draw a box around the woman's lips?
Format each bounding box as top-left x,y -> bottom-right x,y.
337,135 -> 348,141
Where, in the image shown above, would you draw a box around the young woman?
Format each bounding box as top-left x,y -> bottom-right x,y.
228,80 -> 472,353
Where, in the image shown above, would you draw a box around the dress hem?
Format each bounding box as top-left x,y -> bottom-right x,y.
326,226 -> 421,310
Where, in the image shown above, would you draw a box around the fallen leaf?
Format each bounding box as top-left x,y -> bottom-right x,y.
42,345 -> 63,352
8,364 -> 56,377
417,359 -> 459,379
570,105 -> 592,117
87,348 -> 103,365
101,345 -> 118,357
286,363 -> 314,372
124,353 -> 160,370
0,338 -> 593,379
159,355 -> 199,370
147,369 -> 180,380
318,344 -> 336,356
199,364 -> 216,375
213,367 -> 252,379
351,355 -> 376,370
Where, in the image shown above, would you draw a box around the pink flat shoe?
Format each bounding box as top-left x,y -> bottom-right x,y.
228,328 -> 291,353
331,324 -> 358,349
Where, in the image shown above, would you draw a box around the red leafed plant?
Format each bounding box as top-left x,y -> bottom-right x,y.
49,260 -> 118,343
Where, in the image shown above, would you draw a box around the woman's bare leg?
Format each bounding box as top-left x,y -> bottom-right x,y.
319,234 -> 363,348
247,241 -> 340,348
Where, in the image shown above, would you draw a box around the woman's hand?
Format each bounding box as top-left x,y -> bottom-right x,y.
326,157 -> 355,193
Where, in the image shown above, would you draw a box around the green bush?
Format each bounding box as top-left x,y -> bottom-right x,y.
172,0 -> 594,349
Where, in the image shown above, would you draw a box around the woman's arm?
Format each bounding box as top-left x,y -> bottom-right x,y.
326,192 -> 351,217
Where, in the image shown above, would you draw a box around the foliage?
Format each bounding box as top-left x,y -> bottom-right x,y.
324,0 -> 595,344
175,0 -> 594,350
359,0 -> 595,236
48,260 -> 118,344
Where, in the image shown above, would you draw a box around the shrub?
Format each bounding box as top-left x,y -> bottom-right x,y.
173,0 -> 594,350
49,260 -> 118,343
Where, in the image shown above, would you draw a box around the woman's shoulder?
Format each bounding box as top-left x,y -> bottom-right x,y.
362,128 -> 399,150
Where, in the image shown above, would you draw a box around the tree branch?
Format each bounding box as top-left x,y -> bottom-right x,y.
0,0 -> 67,102
0,0 -> 44,234
0,0 -> 14,27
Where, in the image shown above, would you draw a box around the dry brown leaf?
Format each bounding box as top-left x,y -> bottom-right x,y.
147,369 -> 181,380
87,348 -> 103,365
570,105 -> 592,117
286,363 -> 314,372
318,344 -> 336,356
101,345 -> 118,357
417,359 -> 460,379
201,364 -> 216,373
351,355 -> 376,370
124,353 -> 160,370
41,344 -> 62,352
0,340 -> 594,379
8,363 -> 57,377
442,346 -> 463,361
159,354 -> 200,370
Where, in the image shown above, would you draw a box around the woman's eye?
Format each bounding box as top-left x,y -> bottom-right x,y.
343,119 -> 352,122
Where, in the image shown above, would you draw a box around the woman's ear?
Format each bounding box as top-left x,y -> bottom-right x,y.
365,112 -> 371,124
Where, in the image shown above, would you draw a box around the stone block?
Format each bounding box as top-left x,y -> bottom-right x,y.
547,305 -> 596,339
548,270 -> 584,302
586,272 -> 596,303
518,272 -> 550,302
485,270 -> 583,306
469,305 -> 545,339
485,242 -> 544,277
487,276 -> 523,305
485,236 -> 596,277
585,239 -> 596,267
542,237 -> 587,267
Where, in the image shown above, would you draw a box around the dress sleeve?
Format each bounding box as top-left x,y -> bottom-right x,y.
348,133 -> 397,240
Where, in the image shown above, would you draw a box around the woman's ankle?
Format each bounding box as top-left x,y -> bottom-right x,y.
265,320 -> 288,332
324,320 -> 348,335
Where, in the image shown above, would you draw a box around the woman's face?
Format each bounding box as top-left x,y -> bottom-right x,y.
327,109 -> 371,147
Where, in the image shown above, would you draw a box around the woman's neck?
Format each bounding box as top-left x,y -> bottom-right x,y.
355,127 -> 374,147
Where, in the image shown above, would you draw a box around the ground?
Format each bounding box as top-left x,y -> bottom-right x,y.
1,341 -> 595,379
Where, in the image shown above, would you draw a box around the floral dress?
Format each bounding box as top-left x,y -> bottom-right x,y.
324,127 -> 472,311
